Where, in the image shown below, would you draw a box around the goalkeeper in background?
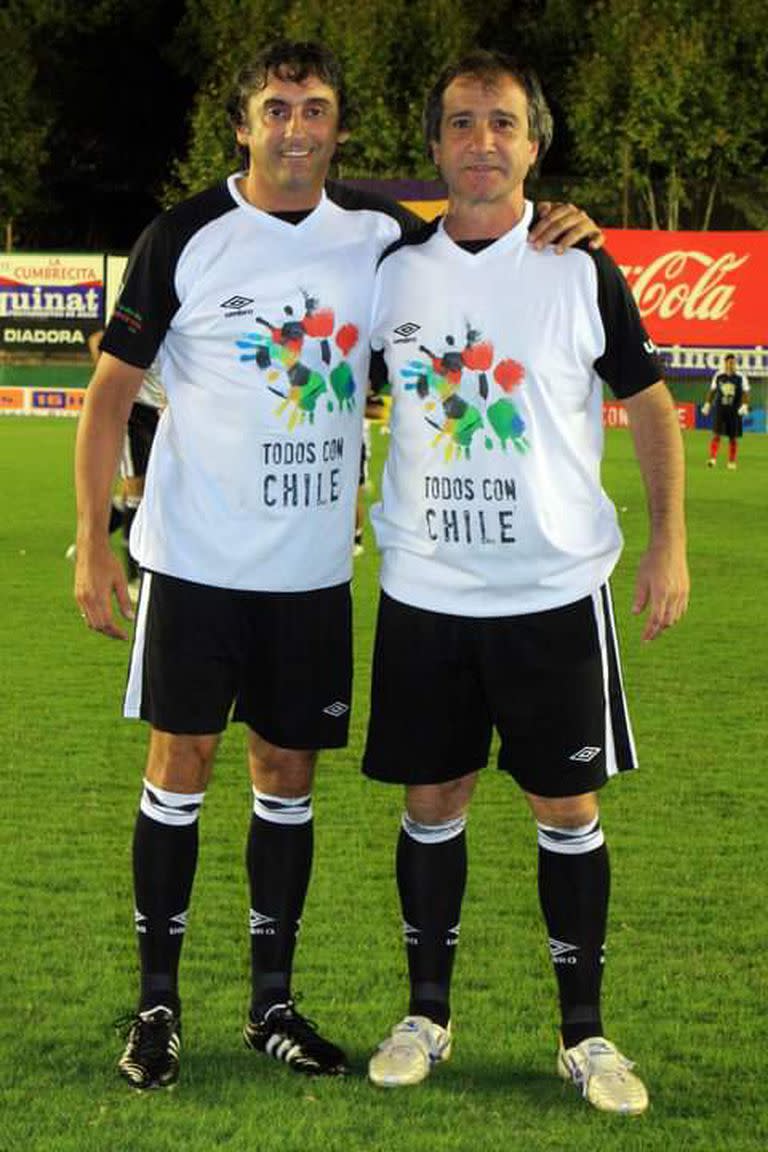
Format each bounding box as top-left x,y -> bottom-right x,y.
703,352 -> 750,470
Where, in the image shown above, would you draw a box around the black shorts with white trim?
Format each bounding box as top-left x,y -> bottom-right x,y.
122,402 -> 161,480
124,573 -> 352,747
362,587 -> 637,796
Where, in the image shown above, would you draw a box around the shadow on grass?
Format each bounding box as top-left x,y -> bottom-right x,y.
171,1044 -> 564,1107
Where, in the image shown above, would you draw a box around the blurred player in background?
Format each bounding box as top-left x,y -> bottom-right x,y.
354,419 -> 372,556
355,390 -> 392,556
703,352 -> 750,469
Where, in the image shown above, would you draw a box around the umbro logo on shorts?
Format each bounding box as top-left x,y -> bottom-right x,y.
323,701 -> 350,717
569,746 -> 601,762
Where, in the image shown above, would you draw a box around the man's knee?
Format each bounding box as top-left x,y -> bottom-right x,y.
145,729 -> 219,793
406,772 -> 478,824
247,730 -> 316,796
525,790 -> 599,828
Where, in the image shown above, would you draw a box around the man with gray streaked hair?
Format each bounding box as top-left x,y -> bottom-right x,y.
422,49 -> 554,173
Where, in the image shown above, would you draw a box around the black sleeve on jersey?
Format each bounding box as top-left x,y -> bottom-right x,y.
376,216 -> 442,268
100,182 -> 236,370
369,349 -> 390,396
325,179 -> 424,236
591,247 -> 663,399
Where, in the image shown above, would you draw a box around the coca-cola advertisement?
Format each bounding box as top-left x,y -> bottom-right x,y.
603,230 -> 768,348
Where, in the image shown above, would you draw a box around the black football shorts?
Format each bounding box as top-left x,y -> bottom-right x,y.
121,401 -> 161,479
125,572 -> 352,748
362,587 -> 637,797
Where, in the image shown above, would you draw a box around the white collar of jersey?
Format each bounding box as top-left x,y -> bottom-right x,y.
226,172 -> 327,228
437,199 -> 534,259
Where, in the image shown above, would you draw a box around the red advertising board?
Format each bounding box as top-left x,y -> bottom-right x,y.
603,230 -> 768,348
603,400 -> 696,430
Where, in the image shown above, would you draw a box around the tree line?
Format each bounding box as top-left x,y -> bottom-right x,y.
2,0 -> 767,249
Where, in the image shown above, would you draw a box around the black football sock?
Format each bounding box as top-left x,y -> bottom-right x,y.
537,816 -> 609,1048
108,501 -> 124,535
133,781 -> 205,1014
397,813 -> 467,1029
247,791 -> 313,1016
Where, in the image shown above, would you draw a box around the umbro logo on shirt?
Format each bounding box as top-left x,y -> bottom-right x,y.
220,294 -> 255,316
221,295 -> 254,309
393,321 -> 421,343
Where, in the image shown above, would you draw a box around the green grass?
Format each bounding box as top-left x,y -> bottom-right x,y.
0,416 -> 765,1151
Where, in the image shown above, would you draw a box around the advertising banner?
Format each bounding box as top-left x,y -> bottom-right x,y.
105,254 -> 128,319
0,387 -> 25,412
30,388 -> 85,414
604,230 -> 768,348
0,253 -> 105,352
603,400 -> 697,430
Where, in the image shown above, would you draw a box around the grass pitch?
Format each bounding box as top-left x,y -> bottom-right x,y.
0,416 -> 765,1151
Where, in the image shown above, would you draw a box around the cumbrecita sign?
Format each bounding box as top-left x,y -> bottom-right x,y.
0,253 -> 104,352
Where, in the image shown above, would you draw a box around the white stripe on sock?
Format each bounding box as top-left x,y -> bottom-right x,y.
537,816 -> 605,855
402,812 -> 466,845
252,789 -> 313,825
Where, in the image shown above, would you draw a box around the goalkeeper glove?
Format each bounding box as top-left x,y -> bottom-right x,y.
701,402 -> 711,416
738,404 -> 748,416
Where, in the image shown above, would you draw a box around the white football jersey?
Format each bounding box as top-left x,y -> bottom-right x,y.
370,202 -> 662,616
102,175 -> 415,592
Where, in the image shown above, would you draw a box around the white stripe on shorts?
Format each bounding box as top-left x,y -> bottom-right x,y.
601,583 -> 638,769
124,571 -> 152,718
590,585 -> 638,777
120,432 -> 137,481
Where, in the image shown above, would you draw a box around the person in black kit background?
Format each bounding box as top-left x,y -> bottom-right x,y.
703,353 -> 750,469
